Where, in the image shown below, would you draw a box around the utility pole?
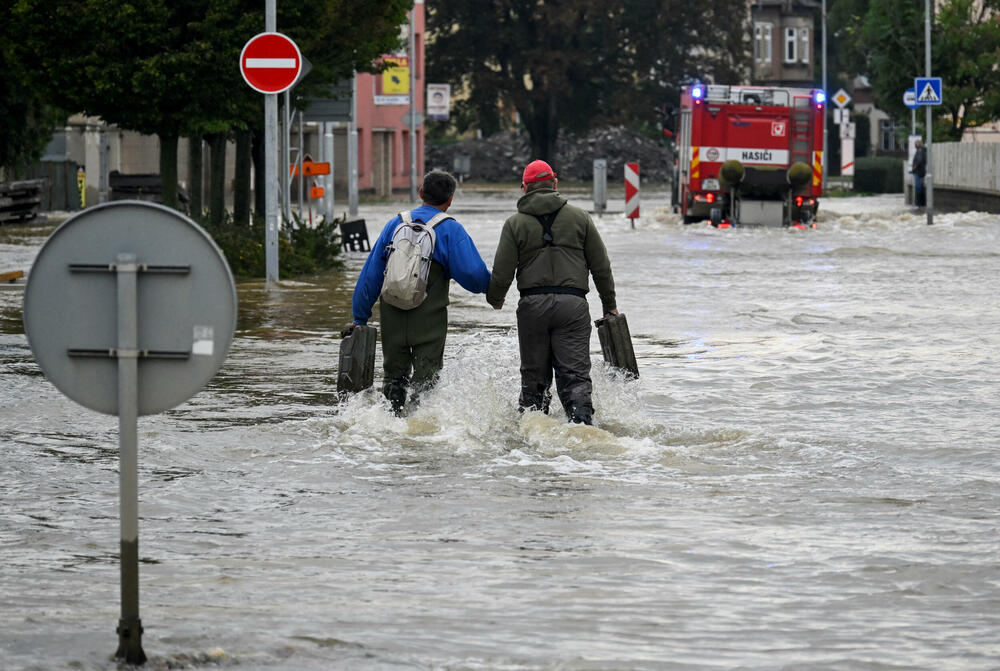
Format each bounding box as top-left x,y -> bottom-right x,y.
925,0 -> 934,225
349,73 -> 359,217
408,8 -> 418,202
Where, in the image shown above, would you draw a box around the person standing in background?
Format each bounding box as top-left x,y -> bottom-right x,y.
912,138 -> 927,207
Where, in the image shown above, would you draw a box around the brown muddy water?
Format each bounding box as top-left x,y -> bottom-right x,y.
1,187 -> 999,670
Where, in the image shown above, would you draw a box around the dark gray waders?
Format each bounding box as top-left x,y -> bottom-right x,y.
517,293 -> 594,425
337,325 -> 378,393
594,313 -> 639,378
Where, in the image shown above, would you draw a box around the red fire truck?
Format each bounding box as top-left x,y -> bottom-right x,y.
674,83 -> 826,228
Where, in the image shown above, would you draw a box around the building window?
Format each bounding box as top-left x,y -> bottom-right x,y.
754,23 -> 772,62
800,27 -> 809,64
784,27 -> 798,63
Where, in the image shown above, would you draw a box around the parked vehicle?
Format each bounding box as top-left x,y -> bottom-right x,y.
675,83 -> 826,228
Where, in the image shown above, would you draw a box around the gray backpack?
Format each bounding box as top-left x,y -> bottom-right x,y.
380,210 -> 449,310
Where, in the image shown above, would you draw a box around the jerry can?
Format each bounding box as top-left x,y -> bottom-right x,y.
594,313 -> 639,378
337,325 -> 377,393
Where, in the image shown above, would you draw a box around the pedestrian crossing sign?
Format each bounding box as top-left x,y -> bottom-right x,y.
914,77 -> 942,105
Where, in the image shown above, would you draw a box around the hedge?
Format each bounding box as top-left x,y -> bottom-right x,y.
853,156 -> 904,193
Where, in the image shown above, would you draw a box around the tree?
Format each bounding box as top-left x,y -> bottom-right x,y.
935,0 -> 1000,139
11,0 -> 255,207
427,0 -> 749,161
830,0 -> 1000,141
11,0 -> 409,212
0,6 -> 66,176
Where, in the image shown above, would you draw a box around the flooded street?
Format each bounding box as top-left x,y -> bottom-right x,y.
2,187 -> 999,670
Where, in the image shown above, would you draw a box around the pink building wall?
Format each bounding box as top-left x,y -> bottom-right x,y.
353,2 -> 425,193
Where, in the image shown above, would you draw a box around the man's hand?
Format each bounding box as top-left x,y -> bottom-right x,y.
604,308 -> 619,318
489,298 -> 504,310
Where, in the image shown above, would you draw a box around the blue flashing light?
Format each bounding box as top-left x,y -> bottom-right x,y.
814,90 -> 827,105
691,85 -> 704,100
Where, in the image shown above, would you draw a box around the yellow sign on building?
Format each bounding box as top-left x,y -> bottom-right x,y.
382,58 -> 409,95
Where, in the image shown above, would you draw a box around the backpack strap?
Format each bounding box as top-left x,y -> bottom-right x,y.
423,211 -> 451,229
397,210 -> 450,229
398,210 -> 451,248
532,203 -> 566,246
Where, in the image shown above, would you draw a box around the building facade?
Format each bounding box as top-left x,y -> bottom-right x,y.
353,1 -> 425,196
750,0 -> 820,87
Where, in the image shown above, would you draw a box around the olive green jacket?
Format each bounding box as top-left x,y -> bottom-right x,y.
487,189 -> 616,314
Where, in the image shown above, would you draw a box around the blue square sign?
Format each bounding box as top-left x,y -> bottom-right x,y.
914,77 -> 943,105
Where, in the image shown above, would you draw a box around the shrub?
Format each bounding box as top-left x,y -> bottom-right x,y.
853,156 -> 904,193
200,212 -> 344,279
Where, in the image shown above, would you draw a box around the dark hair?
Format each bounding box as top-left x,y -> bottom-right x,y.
421,170 -> 457,206
525,179 -> 555,192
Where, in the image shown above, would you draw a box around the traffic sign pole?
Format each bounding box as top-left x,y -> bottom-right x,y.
266,95 -> 280,284
113,252 -> 145,665
925,0 -> 934,225
267,1 -> 279,259
240,26 -> 302,284
23,201 -> 237,665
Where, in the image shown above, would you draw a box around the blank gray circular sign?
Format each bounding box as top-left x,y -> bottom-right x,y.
23,201 -> 237,416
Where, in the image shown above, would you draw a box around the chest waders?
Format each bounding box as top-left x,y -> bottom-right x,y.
516,204 -> 595,425
379,259 -> 449,413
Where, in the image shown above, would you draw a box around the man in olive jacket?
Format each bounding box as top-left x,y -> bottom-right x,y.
487,160 -> 618,425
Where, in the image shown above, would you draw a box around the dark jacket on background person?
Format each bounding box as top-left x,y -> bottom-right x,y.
487,188 -> 616,314
912,142 -> 927,207
912,145 -> 927,178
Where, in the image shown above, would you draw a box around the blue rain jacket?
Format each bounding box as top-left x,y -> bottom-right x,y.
352,205 -> 491,324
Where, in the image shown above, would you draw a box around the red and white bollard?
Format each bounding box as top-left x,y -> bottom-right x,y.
625,162 -> 639,228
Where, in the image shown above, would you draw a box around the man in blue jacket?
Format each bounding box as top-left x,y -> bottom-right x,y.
351,170 -> 491,413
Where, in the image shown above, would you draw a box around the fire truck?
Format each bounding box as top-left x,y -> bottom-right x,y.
674,83 -> 826,228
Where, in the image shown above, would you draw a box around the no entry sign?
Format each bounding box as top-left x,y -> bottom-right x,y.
240,32 -> 302,94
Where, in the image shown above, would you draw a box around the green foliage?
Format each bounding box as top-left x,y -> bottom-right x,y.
0,6 -> 66,174
830,0 -> 1000,141
935,0 -> 1000,140
427,0 -> 749,161
10,0 -> 411,207
853,156 -> 904,193
201,213 -> 344,279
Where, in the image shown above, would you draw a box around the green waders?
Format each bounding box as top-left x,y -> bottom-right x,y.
379,260 -> 449,413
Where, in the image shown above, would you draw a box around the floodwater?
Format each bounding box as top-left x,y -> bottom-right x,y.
1,187 -> 998,670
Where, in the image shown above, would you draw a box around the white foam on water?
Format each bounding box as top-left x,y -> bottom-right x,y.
298,329 -> 752,483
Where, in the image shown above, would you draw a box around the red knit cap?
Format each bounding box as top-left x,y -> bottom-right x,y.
522,159 -> 557,184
